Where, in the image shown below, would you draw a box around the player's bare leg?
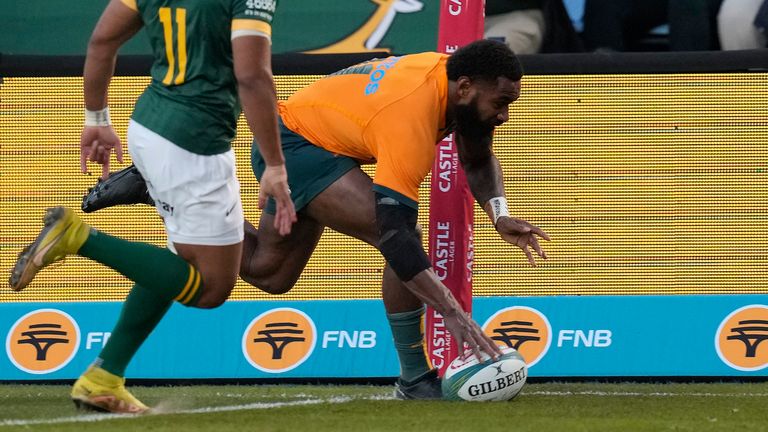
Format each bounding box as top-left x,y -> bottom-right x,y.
380,266 -> 441,399
303,168 -> 440,399
239,167 -> 438,398
239,215 -> 324,293
173,242 -> 242,308
71,240 -> 243,413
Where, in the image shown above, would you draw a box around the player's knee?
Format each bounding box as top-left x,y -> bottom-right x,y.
193,278 -> 236,309
263,281 -> 294,295
241,274 -> 294,295
194,289 -> 230,309
370,223 -> 421,247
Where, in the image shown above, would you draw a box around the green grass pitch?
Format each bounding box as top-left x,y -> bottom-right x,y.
0,382 -> 767,431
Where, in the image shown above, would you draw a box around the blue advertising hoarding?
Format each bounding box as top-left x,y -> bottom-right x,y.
2,296 -> 767,380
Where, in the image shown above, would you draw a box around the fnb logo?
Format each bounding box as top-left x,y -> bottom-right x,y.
482,306 -> 552,368
242,308 -> 317,373
715,305 -> 768,371
6,309 -> 80,374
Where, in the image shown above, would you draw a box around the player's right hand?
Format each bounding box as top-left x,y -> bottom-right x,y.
443,308 -> 503,363
496,216 -> 550,267
259,164 -> 297,236
80,125 -> 124,180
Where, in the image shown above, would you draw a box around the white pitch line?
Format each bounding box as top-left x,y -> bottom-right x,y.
0,395 -> 394,427
525,390 -> 768,397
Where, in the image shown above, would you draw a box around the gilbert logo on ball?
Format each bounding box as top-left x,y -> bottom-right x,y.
6,309 -> 80,374
242,308 -> 317,373
442,347 -> 527,401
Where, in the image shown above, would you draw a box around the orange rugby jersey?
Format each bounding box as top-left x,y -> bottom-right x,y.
279,52 -> 450,208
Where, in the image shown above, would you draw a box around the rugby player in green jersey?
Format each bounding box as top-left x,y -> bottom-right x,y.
9,0 -> 295,413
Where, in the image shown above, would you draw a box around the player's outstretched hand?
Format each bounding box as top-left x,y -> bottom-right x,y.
443,308 -> 503,363
496,216 -> 550,266
259,164 -> 297,236
80,125 -> 123,180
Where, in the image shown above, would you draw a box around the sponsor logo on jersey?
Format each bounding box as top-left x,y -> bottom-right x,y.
245,0 -> 276,20
364,56 -> 401,95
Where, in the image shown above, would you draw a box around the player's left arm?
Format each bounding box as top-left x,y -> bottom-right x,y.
232,35 -> 296,236
81,0 -> 143,178
231,0 -> 296,236
456,132 -> 550,266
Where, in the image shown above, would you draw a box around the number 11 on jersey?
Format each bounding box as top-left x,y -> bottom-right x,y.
159,7 -> 187,85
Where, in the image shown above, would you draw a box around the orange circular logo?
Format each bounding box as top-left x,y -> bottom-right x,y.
242,308 -> 316,373
6,309 -> 80,374
482,306 -> 551,367
715,305 -> 768,371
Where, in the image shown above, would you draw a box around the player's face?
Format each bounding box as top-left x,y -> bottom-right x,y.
455,77 -> 520,139
475,77 -> 520,127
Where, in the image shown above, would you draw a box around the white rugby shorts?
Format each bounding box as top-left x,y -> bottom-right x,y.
127,120 -> 244,247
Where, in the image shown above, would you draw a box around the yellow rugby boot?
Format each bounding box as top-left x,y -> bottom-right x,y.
9,206 -> 91,291
71,366 -> 149,414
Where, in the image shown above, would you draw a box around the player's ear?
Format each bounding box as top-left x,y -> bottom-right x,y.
455,76 -> 473,101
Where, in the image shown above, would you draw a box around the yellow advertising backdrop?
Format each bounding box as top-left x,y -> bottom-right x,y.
1,73 -> 767,301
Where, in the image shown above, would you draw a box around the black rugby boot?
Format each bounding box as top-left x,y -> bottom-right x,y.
81,164 -> 154,213
393,369 -> 442,400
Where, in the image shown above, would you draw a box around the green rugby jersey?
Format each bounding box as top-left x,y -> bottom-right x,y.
120,0 -> 276,154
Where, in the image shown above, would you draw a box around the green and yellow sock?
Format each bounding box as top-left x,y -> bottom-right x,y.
78,229 -> 205,376
387,307 -> 432,382
78,229 -> 202,305
97,284 -> 171,376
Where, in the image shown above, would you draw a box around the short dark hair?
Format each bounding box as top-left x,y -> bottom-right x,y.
446,39 -> 523,83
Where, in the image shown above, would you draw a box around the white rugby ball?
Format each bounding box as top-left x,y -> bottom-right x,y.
441,347 -> 527,401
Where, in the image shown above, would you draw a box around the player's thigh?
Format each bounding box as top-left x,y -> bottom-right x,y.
251,212 -> 325,277
305,167 -> 378,247
128,119 -> 245,286
253,121 -> 376,247
129,119 -> 244,247
239,213 -> 324,295
306,170 -> 422,311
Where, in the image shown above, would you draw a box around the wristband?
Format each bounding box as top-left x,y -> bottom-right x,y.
488,196 -> 509,226
85,107 -> 111,126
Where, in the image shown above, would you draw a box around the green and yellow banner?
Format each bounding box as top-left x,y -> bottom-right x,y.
0,0 -> 438,55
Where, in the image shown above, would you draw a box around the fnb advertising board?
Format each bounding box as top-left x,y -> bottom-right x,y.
1,68 -> 768,379
2,298 -> 766,379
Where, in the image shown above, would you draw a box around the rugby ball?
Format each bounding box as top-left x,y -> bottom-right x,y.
442,347 -> 527,401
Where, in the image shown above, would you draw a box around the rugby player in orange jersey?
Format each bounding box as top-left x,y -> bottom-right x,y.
244,39 -> 550,399
82,39 -> 550,400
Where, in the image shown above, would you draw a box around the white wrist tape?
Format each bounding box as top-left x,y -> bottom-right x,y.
85,107 -> 111,126
488,196 -> 510,226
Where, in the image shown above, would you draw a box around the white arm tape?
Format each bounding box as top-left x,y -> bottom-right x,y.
85,107 -> 111,126
231,29 -> 271,42
488,196 -> 510,225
